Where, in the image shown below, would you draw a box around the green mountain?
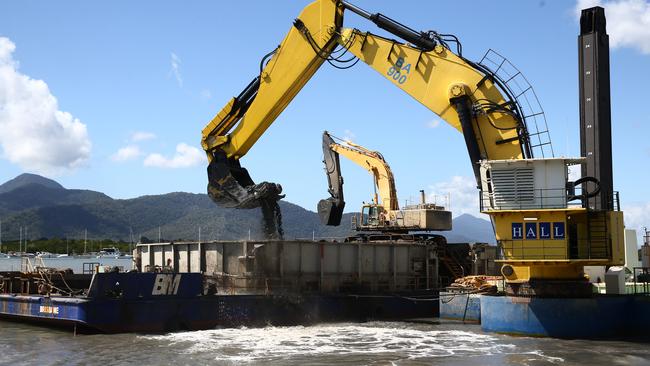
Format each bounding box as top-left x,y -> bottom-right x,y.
0,174 -> 494,243
0,174 -> 355,242
0,173 -> 63,194
446,213 -> 495,244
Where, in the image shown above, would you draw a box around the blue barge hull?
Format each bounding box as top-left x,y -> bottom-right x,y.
0,272 -> 438,333
481,295 -> 650,339
439,292 -> 480,322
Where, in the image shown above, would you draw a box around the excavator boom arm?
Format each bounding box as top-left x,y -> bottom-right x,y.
318,131 -> 346,225
331,135 -> 398,210
202,0 -> 342,210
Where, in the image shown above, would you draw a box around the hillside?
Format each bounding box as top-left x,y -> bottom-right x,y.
0,173 -> 63,194
445,213 -> 495,244
0,174 -> 494,243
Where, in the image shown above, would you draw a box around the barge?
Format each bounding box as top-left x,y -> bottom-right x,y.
0,238 -> 442,333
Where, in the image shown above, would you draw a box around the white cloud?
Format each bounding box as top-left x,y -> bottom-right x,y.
568,164 -> 582,181
143,143 -> 205,168
0,37 -> 91,176
575,0 -> 650,54
343,129 -> 356,142
427,119 -> 441,128
111,145 -> 141,162
624,201 -> 650,233
130,131 -> 156,142
428,176 -> 480,217
170,52 -> 182,87
200,89 -> 212,100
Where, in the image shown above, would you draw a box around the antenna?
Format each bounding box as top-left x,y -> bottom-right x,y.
129,227 -> 134,254
84,229 -> 87,254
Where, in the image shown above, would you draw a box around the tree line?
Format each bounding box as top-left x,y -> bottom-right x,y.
0,238 -> 134,254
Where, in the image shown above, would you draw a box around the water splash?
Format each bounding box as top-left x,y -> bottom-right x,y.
143,322 -> 564,365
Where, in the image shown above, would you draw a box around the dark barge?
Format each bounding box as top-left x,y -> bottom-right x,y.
0,238 -> 441,333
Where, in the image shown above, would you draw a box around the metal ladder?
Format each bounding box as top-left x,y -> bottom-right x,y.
478,49 -> 554,159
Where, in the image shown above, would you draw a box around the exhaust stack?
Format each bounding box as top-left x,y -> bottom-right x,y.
579,6 -> 613,210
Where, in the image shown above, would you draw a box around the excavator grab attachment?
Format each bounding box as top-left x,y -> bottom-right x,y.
207,150 -> 285,239
206,151 -> 283,209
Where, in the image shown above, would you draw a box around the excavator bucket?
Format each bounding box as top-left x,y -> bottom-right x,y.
318,198 -> 345,226
318,131 -> 345,226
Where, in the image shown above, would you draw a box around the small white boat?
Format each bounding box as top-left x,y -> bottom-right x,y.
96,247 -> 123,259
36,252 -> 59,259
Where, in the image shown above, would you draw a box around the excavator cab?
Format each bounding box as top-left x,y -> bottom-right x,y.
361,204 -> 382,227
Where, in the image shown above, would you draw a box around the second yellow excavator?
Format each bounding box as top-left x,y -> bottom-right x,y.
318,131 -> 451,233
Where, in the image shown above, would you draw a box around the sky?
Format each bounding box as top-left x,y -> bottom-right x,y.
0,0 -> 649,236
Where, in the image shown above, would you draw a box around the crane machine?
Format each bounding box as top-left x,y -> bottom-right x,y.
201,0 -> 625,296
317,131 -> 451,233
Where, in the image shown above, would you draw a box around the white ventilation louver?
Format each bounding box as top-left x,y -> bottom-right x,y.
491,167 -> 535,209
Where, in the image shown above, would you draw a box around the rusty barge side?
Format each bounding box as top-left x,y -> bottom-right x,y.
137,239 -> 440,295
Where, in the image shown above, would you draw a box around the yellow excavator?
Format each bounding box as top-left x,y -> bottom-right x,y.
318,131 -> 451,232
201,1 -> 625,296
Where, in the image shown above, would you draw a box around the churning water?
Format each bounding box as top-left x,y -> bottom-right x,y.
1,320 -> 649,366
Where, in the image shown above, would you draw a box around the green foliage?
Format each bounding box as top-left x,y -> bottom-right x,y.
0,238 -> 132,254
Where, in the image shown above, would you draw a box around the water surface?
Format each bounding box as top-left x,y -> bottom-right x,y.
1,258 -> 648,365
0,257 -> 133,273
1,320 -> 648,366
